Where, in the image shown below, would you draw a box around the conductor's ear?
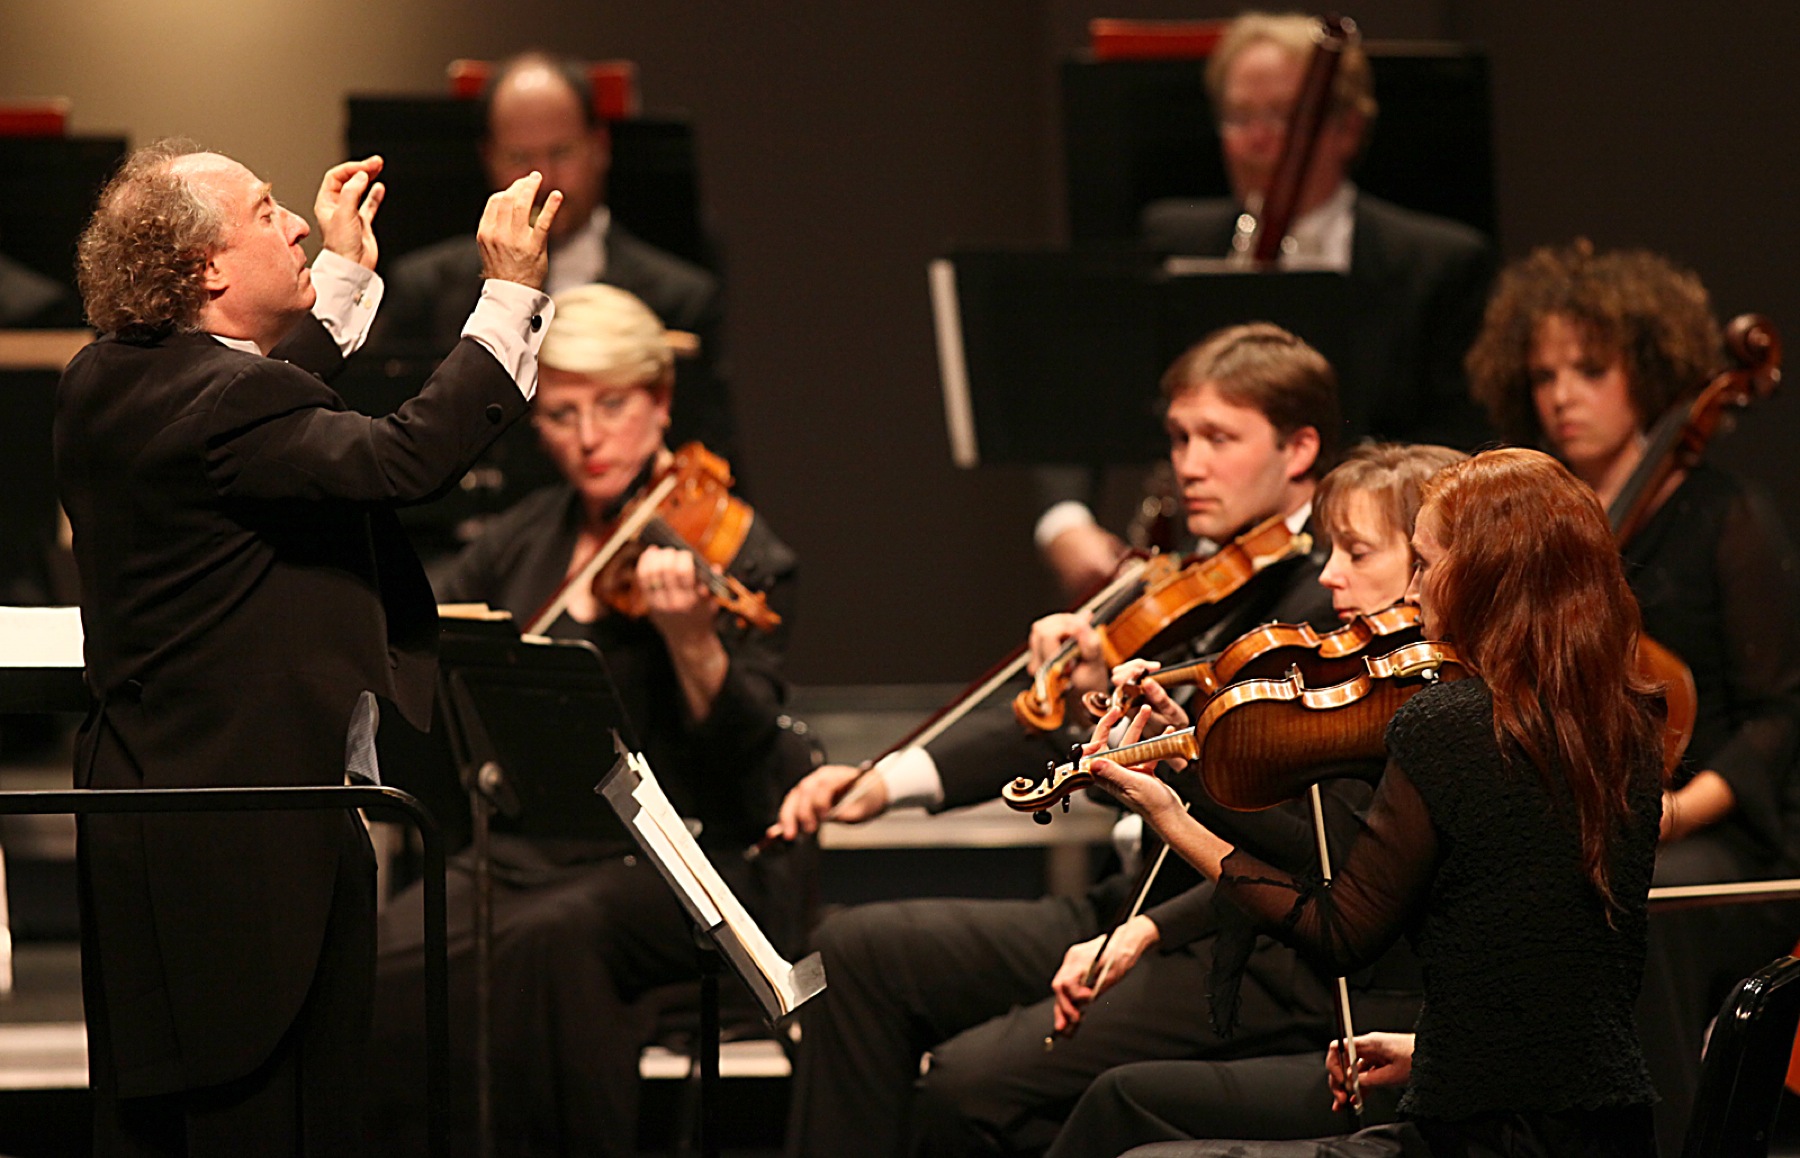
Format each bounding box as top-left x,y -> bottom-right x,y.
200,254 -> 230,294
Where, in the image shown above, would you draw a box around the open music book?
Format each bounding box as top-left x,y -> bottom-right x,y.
596,732 -> 826,1023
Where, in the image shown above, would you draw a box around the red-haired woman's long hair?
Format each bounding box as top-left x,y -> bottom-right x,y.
1418,449 -> 1659,910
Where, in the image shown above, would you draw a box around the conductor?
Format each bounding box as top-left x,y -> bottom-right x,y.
55,140 -> 560,1155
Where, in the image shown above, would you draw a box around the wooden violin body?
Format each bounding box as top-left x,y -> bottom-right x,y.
525,443 -> 780,635
1188,640 -> 1466,810
1004,640 -> 1464,817
1012,514 -> 1311,733
1085,603 -> 1422,719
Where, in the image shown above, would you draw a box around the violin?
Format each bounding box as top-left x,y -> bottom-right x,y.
525,443 -> 780,635
1005,640 -> 1465,818
1228,15 -> 1357,266
1083,603 -> 1421,720
1013,514 -> 1312,732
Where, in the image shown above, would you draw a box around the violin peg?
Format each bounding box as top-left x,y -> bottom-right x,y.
1032,810 -> 1053,826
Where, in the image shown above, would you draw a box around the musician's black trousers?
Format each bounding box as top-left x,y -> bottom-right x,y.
1042,1052 -> 1403,1158
785,892 -> 1400,1158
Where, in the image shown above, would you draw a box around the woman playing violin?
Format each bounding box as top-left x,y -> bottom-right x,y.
1088,449 -> 1664,1158
370,284 -> 799,1158
1467,243 -> 1800,1151
1043,442 -> 1463,1158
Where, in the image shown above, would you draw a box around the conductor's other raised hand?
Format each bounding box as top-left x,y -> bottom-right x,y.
315,156 -> 385,271
478,171 -> 564,289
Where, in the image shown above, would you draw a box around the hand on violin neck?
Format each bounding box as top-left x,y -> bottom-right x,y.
1110,659 -> 1190,734
1027,611 -> 1109,696
1083,706 -> 1186,821
1049,916 -> 1161,1035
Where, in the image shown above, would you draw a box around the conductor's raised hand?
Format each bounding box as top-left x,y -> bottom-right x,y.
315,156 -> 385,270
478,171 -> 564,289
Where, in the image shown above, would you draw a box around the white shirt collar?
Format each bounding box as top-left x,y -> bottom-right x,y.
1278,182 -> 1356,272
209,332 -> 261,355
544,206 -> 610,299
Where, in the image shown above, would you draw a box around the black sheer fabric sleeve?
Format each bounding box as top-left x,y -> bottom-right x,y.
1704,485 -> 1800,849
1214,756 -> 1439,977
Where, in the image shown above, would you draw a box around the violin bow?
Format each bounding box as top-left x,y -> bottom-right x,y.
1309,781 -> 1364,1125
524,472 -> 682,635
1046,801 -> 1187,1050
829,556 -> 1160,818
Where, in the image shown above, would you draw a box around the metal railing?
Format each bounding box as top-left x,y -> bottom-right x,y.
0,785 -> 450,1158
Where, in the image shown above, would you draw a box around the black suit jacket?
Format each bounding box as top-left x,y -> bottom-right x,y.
371,220 -> 736,469
1141,193 -> 1495,449
55,316 -> 529,1096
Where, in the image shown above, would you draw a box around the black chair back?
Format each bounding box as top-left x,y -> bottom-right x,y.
1683,955 -> 1800,1157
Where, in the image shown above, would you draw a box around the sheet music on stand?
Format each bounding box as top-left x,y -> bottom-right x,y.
598,733 -> 826,1024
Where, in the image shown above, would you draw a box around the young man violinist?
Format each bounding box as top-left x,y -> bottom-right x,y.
775,324 -> 1422,1158
369,284 -> 799,1158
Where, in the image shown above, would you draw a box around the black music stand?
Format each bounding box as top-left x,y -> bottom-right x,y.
384,618 -> 637,1158
929,249 -> 1353,468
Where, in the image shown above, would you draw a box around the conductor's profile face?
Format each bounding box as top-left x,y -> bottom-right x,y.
178,154 -> 317,327
533,366 -> 670,510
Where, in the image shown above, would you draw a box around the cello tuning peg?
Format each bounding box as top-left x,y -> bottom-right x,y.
1033,810 -> 1053,826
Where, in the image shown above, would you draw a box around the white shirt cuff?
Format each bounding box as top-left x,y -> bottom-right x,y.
462,279 -> 555,400
1034,500 -> 1099,551
310,249 -> 383,357
876,746 -> 944,811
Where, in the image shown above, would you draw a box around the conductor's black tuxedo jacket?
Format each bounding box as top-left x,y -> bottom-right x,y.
55,316 -> 528,1097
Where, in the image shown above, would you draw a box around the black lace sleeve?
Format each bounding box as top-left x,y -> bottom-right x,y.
1215,755 -> 1438,976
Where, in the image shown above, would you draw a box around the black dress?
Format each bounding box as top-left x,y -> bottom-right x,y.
1178,678 -> 1662,1157
1623,464 -> 1800,1153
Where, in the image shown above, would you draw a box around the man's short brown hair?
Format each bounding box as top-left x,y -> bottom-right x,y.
1160,322 -> 1342,478
76,139 -> 223,339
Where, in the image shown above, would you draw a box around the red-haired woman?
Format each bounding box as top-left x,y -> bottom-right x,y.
1087,449 -> 1664,1157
